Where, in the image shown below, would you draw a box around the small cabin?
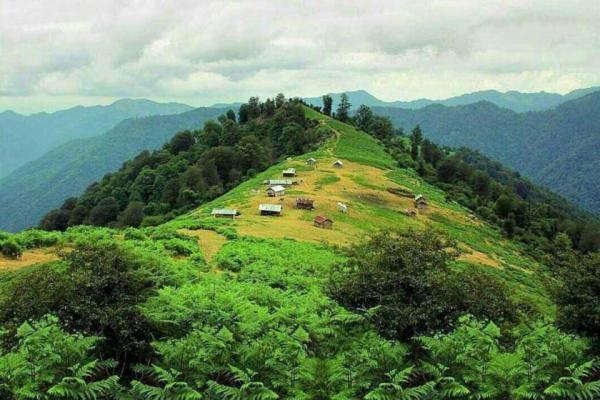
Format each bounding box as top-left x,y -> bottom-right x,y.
265,179 -> 294,187
403,208 -> 417,217
282,168 -> 297,177
259,204 -> 283,216
211,208 -> 239,219
314,215 -> 333,229
337,202 -> 348,214
306,157 -> 317,166
333,160 -> 344,168
295,198 -> 314,210
414,194 -> 427,209
266,185 -> 286,197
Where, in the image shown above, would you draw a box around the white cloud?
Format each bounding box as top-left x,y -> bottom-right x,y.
0,0 -> 599,113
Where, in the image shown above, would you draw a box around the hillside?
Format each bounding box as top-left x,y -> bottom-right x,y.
302,86 -> 600,113
373,92 -> 600,214
0,107 -> 226,232
0,98 -> 194,178
0,102 -> 598,398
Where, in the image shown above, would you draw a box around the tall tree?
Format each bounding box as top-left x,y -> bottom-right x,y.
336,93 -> 351,122
322,95 -> 333,116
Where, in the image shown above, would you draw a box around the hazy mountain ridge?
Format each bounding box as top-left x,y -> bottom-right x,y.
302,86 -> 600,112
0,107 -> 226,232
0,98 -> 194,177
372,92 -> 600,214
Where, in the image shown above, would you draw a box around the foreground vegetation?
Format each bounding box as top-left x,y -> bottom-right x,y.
0,95 -> 598,398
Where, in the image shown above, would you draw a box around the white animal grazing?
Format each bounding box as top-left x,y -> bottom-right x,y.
337,202 -> 348,213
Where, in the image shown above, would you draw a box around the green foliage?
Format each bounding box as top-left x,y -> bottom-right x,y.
330,229 -> 517,339
419,316 -> 600,400
1,239 -> 22,259
0,315 -> 119,399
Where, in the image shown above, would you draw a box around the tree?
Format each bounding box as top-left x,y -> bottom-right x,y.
226,109 -> 237,122
495,194 -> 514,218
275,93 -> 286,108
336,93 -> 351,122
40,208 -> 71,231
119,201 -> 145,227
89,197 -> 120,226
551,250 -> 600,348
322,95 -> 333,116
354,105 -> 374,131
169,131 -> 195,155
330,229 -> 461,339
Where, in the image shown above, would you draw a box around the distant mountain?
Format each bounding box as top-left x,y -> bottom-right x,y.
302,87 -> 600,113
0,107 -> 226,232
0,98 -> 194,178
372,92 -> 600,214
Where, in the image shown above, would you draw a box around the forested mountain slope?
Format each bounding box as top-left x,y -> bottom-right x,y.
0,98 -> 599,398
372,92 -> 600,214
0,107 -> 226,232
0,98 -> 193,178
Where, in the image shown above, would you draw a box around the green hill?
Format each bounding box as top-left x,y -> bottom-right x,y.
0,98 -> 598,398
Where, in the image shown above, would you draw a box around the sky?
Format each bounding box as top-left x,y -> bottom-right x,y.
1,0 -> 599,114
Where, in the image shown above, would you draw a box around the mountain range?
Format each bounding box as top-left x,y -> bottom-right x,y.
372,92 -> 600,214
302,87 -> 600,113
0,98 -> 194,178
0,107 -> 226,232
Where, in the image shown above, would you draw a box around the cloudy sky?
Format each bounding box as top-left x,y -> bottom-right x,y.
1,0 -> 599,113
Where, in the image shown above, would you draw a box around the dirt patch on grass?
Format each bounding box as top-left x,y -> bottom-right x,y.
178,229 -> 228,262
0,248 -> 60,271
459,249 -> 501,268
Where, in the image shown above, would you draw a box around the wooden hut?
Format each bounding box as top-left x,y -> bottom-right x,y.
211,208 -> 239,219
259,204 -> 283,216
314,215 -> 333,229
266,185 -> 286,197
333,160 -> 344,168
295,198 -> 314,210
282,168 -> 297,177
414,194 -> 427,209
306,157 -> 317,166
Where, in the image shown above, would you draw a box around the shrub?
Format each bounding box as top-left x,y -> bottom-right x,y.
1,240 -> 23,259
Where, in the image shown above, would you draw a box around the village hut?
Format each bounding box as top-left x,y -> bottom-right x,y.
314,215 -> 333,229
414,194 -> 428,209
403,208 -> 417,217
211,208 -> 240,219
265,179 -> 294,186
337,202 -> 348,213
333,160 -> 344,168
266,185 -> 286,197
282,168 -> 297,177
259,204 -> 283,216
295,198 -> 315,210
306,157 -> 317,166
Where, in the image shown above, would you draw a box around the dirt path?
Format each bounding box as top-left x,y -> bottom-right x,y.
178,229 -> 228,262
0,248 -> 60,271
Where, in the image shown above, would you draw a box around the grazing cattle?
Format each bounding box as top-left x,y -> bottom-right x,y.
337,202 -> 348,213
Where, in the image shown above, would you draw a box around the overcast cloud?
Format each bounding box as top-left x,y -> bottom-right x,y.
1,0 -> 599,113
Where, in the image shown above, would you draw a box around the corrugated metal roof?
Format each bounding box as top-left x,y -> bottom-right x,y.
283,168 -> 296,174
259,204 -> 283,212
268,179 -> 293,185
268,185 -> 286,192
211,208 -> 238,215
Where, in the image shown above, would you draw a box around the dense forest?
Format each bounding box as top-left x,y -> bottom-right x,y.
371,92 -> 600,214
0,94 -> 598,398
40,96 -> 328,231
